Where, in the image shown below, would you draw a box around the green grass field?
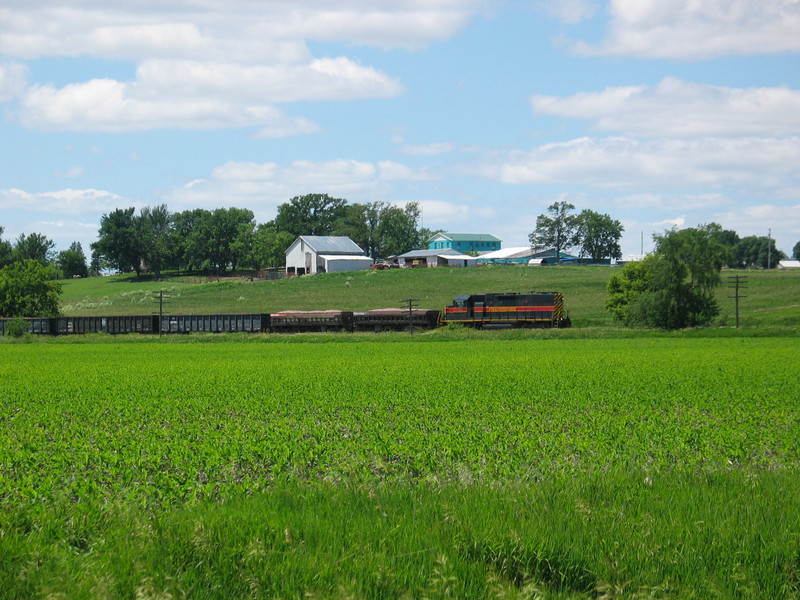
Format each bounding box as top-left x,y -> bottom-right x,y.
1,337 -> 799,598
56,265 -> 800,330
2,267 -> 798,598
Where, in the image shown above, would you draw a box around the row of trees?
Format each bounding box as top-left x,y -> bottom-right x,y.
0,226 -> 90,279
529,202 -> 625,262
92,194 -> 430,276
529,201 -> 794,268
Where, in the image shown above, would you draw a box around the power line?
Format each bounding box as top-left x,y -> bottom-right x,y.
400,298 -> 419,334
728,275 -> 747,329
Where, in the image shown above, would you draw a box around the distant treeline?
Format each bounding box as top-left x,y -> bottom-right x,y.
0,194 -> 437,278
89,194 -> 433,276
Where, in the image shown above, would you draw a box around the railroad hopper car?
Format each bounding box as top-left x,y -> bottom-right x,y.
353,308 -> 440,332
161,313 -> 268,334
0,317 -> 56,335
56,315 -> 159,335
442,292 -> 571,328
269,310 -> 354,333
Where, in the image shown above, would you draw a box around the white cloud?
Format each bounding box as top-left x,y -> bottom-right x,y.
535,0 -> 597,24
419,199 -> 496,224
0,1 -> 488,60
16,57 -> 402,132
491,136 -> 800,191
575,0 -> 800,59
531,78 -> 800,138
614,192 -> 730,211
0,62 -> 27,102
0,187 -> 125,215
714,204 -> 800,245
61,166 -> 85,179
378,161 -> 437,181
166,159 -> 386,216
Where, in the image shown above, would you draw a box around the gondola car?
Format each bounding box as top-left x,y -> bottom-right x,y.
269,310 -> 354,333
352,308 -> 440,332
442,292 -> 571,328
160,313 -> 268,334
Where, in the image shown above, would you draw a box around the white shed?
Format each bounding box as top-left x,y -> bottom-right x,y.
285,236 -> 372,275
396,248 -> 477,268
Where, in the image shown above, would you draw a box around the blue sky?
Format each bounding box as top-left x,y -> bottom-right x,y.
1,0 -> 799,259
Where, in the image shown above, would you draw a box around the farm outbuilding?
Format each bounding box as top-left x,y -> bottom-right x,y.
476,246 -> 569,265
285,236 -> 373,275
397,248 -> 477,268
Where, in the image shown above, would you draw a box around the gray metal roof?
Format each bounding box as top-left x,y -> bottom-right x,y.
397,248 -> 462,258
298,236 -> 365,254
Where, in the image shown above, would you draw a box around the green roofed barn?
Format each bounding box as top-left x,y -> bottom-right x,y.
427,232 -> 501,254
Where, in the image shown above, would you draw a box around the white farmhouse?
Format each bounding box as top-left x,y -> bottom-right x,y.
285,236 -> 373,275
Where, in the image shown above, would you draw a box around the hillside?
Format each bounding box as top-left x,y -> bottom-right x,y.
57,265 -> 799,330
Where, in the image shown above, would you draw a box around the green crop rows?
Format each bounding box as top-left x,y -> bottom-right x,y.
1,338 -> 799,598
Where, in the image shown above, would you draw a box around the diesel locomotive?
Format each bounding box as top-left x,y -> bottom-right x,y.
442,292 -> 571,328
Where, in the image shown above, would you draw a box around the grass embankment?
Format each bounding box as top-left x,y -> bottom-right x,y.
57,265 -> 800,331
1,339 -> 798,598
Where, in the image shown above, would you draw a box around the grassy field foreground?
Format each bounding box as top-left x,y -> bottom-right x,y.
1,338 -> 798,598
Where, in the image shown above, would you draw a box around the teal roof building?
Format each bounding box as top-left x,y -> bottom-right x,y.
427,232 -> 501,254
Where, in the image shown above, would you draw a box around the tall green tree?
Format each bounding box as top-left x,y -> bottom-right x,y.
57,242 -> 89,279
703,222 -> 739,268
169,208 -> 209,271
0,260 -> 62,317
793,241 -> 800,260
333,203 -> 381,258
208,208 -> 255,272
14,232 -> 55,266
92,207 -> 143,275
138,204 -> 172,276
576,209 -> 624,262
249,225 -> 295,268
272,194 -> 348,237
605,225 -> 727,330
734,236 -> 785,269
0,227 -> 13,268
529,201 -> 580,259
376,202 -> 422,257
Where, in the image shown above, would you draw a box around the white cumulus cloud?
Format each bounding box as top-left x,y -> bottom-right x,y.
0,1 -> 488,60
531,78 -> 800,138
16,57 -> 402,132
574,0 -> 800,59
0,187 -> 126,219
0,62 -> 28,102
491,136 -> 800,191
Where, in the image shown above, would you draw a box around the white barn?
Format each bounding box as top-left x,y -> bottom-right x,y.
285,236 -> 373,275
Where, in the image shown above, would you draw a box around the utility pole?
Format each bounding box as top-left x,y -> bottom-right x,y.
728,275 -> 747,329
401,298 -> 419,334
767,228 -> 772,270
153,289 -> 171,336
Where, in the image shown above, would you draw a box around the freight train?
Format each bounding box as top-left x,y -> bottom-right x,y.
0,292 -> 569,336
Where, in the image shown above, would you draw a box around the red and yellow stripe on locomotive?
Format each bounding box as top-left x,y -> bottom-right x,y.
442,292 -> 571,328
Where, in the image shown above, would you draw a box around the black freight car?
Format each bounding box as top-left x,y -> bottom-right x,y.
442,292 -> 571,328
269,310 -> 354,333
56,315 -> 159,334
160,313 -> 269,334
352,308 -> 440,332
0,317 -> 56,335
